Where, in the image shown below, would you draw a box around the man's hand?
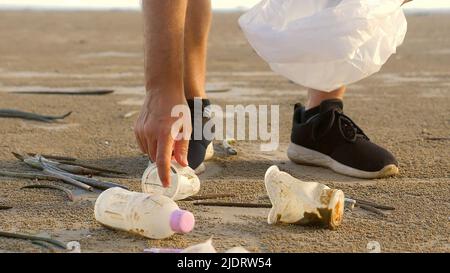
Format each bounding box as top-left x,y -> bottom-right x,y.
138,0 -> 190,187
135,91 -> 191,187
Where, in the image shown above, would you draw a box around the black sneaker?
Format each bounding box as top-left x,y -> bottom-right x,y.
187,98 -> 214,174
287,99 -> 398,178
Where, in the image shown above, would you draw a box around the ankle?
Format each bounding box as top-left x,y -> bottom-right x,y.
185,92 -> 207,100
184,84 -> 207,99
306,86 -> 346,110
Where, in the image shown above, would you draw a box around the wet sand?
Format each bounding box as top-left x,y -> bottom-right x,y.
0,11 -> 449,253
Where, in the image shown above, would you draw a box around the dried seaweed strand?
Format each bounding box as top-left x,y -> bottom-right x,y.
355,203 -> 387,216
194,201 -> 271,208
0,170 -> 59,181
182,194 -> 236,201
58,160 -> 127,175
21,184 -> 74,201
11,89 -> 113,96
0,230 -> 67,249
26,153 -> 77,161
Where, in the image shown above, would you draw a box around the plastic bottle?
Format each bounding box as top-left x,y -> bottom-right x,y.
94,187 -> 195,239
141,161 -> 200,201
264,165 -> 344,230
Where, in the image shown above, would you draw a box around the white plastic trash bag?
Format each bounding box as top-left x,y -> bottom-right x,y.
239,0 -> 407,91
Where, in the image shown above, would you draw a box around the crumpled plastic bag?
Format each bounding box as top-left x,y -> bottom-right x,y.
239,0 -> 407,91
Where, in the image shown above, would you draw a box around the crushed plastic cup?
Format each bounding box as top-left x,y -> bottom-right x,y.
144,238 -> 251,253
264,165 -> 344,229
144,248 -> 182,253
181,238 -> 217,253
225,247 -> 250,253
141,161 -> 200,201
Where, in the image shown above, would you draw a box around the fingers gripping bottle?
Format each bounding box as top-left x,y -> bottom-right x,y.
265,165 -> 344,230
141,161 -> 200,201
94,187 -> 195,239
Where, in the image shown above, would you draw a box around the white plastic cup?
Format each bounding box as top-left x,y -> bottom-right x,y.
141,161 -> 200,201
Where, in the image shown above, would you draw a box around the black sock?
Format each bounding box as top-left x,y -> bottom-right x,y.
186,98 -> 213,169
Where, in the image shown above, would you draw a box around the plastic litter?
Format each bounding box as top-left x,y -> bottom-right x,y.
141,160 -> 200,200
344,198 -> 356,210
94,187 -> 195,239
239,0 -> 407,91
144,248 -> 182,253
141,161 -> 200,201
264,165 -> 344,229
225,247 -> 251,253
181,238 -> 217,253
144,238 -> 250,253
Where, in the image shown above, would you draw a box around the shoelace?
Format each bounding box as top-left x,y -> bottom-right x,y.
311,108 -> 369,143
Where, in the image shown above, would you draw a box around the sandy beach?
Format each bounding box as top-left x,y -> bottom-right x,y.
0,11 -> 449,253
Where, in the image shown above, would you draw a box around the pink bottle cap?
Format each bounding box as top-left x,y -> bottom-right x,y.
170,209 -> 195,233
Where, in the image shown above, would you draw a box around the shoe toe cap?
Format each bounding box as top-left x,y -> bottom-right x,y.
332,140 -> 398,172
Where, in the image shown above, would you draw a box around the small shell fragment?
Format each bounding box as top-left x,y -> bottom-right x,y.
66,241 -> 81,253
367,241 -> 381,253
123,111 -> 139,119
223,138 -> 237,155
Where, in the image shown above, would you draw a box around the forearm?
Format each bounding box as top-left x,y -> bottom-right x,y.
142,0 -> 188,94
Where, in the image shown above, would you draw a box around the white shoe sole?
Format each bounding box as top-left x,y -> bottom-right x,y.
194,143 -> 214,175
287,142 -> 399,179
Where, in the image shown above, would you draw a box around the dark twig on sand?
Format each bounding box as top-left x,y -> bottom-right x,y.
12,152 -> 127,191
194,201 -> 271,208
349,197 -> 395,210
51,163 -> 103,176
38,159 -> 93,191
0,109 -> 72,123
11,89 -> 114,96
26,153 -> 77,162
31,241 -> 55,253
182,194 -> 236,201
25,152 -> 127,175
0,230 -> 67,249
45,166 -> 127,190
355,203 -> 387,216
39,158 -> 127,190
0,170 -> 59,181
41,167 -> 93,191
21,184 -> 74,201
424,137 -> 450,141
57,161 -> 127,175
0,205 -> 12,210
